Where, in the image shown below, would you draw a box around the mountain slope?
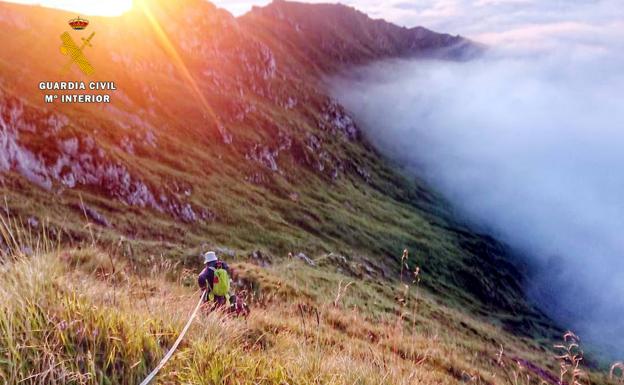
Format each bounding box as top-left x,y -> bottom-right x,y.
241,0 -> 476,73
0,0 -> 554,340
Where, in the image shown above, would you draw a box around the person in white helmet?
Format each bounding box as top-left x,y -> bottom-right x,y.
198,250 -> 250,317
198,251 -> 231,306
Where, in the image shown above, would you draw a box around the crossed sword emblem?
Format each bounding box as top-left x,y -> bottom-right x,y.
59,31 -> 95,75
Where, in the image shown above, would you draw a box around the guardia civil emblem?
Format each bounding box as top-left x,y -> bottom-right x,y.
60,17 -> 95,75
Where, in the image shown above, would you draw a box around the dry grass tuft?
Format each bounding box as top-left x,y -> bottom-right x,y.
611,362 -> 624,383
555,331 -> 587,385
0,211 -> 57,261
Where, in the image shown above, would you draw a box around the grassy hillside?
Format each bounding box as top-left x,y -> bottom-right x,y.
0,0 -> 616,383
0,219 -> 617,385
0,0 -> 549,329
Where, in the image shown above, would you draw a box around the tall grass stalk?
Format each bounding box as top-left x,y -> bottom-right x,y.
611,362 -> 624,383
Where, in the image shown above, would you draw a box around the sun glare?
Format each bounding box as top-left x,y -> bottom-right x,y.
7,0 -> 133,16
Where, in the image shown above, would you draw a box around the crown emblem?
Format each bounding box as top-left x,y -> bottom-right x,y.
68,16 -> 89,30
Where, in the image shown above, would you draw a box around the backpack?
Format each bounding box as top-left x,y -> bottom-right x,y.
209,263 -> 230,297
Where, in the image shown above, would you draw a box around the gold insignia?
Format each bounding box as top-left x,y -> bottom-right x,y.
60,31 -> 95,76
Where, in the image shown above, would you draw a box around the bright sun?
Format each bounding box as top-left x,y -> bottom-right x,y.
7,0 -> 133,16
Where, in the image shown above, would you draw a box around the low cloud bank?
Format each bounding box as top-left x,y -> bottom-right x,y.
331,19 -> 624,357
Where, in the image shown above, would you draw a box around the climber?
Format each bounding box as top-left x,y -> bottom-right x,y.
198,251 -> 250,317
198,251 -> 232,307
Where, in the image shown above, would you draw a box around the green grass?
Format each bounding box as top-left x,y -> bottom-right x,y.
0,0 -> 550,340
0,151 -> 555,343
0,217 -> 617,385
0,3 -> 612,382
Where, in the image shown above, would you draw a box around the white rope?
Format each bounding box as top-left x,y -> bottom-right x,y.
139,291 -> 206,385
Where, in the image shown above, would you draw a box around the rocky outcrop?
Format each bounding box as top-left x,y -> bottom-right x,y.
0,95 -> 204,223
0,0 -> 473,225
242,0 -> 478,72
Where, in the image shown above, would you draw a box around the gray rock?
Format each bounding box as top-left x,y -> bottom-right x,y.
295,252 -> 315,266
328,252 -> 347,264
27,216 -> 39,228
78,203 -> 111,227
249,250 -> 272,267
362,263 -> 376,276
216,247 -> 236,257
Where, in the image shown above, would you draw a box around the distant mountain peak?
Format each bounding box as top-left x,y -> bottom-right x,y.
242,0 -> 478,72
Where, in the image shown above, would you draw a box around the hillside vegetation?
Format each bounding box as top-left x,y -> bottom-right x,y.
0,0 -> 617,383
0,218 -> 617,385
1,0 -> 548,334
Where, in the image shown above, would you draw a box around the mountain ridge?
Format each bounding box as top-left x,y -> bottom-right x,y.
241,0 -> 478,73
0,0 -> 554,339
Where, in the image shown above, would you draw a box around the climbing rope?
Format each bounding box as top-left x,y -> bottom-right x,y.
139,290 -> 206,385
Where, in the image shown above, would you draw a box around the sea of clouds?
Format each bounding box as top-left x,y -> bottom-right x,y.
329,0 -> 624,359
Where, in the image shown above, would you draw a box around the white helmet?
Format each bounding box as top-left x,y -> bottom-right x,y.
203,251 -> 217,264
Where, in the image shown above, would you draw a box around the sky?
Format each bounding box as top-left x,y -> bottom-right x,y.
5,0 -> 132,15
212,0 -> 624,45
329,0 -> 624,359
6,0 -> 623,48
